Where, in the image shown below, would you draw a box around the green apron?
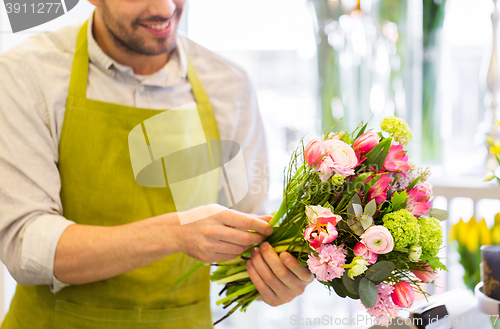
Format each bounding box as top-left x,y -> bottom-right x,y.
1,19 -> 220,329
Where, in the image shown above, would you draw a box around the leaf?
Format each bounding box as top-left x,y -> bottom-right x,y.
177,261 -> 208,285
323,201 -> 333,211
359,277 -> 378,308
347,195 -> 365,236
485,175 -> 496,182
347,172 -> 372,192
364,261 -> 396,284
354,123 -> 368,141
429,208 -> 449,221
406,176 -> 421,191
390,190 -> 408,211
331,278 -> 347,298
342,272 -> 361,296
360,215 -> 373,230
353,203 -> 363,216
421,255 -> 448,272
364,137 -> 392,171
364,199 -> 377,216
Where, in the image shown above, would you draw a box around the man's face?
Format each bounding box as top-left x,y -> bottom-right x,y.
97,0 -> 186,56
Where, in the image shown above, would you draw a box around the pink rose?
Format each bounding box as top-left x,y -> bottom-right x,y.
353,132 -> 380,160
383,144 -> 410,172
323,139 -> 359,177
304,139 -> 327,168
391,281 -> 415,308
353,242 -> 378,265
314,156 -> 335,182
412,263 -> 437,283
360,226 -> 394,254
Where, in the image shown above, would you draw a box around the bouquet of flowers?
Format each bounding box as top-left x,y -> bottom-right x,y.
204,116 -> 448,325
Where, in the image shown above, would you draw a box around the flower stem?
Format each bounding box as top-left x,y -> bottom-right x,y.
216,271 -> 249,284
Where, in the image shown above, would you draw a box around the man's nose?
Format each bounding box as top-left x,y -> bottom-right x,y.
149,0 -> 177,19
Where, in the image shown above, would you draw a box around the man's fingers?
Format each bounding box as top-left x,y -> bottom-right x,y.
256,215 -> 273,223
280,252 -> 314,282
209,240 -> 249,256
220,210 -> 273,236
215,226 -> 267,246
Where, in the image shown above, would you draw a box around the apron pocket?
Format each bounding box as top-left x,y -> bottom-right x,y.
53,298 -> 213,329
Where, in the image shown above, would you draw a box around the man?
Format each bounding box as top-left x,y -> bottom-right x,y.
0,0 -> 313,327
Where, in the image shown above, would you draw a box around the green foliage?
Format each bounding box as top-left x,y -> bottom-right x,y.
364,137 -> 392,170
359,277 -> 378,308
421,254 -> 448,272
342,272 -> 361,296
390,190 -> 408,211
364,261 -> 396,284
429,208 -> 449,221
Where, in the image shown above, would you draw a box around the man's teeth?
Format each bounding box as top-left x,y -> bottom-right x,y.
146,22 -> 170,30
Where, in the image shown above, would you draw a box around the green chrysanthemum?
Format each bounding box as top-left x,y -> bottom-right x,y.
418,217 -> 443,256
382,209 -> 420,249
380,116 -> 412,146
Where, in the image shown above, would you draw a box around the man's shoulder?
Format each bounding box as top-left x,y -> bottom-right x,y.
0,22 -> 80,68
179,34 -> 250,86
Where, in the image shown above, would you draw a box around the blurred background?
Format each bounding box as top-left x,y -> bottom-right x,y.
2,0 -> 500,327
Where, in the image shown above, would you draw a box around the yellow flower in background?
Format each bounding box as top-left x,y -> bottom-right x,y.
487,135 -> 500,156
465,217 -> 480,252
451,214 -> 500,251
449,218 -> 464,242
478,218 -> 492,246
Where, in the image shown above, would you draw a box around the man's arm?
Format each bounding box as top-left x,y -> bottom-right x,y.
54,205 -> 273,285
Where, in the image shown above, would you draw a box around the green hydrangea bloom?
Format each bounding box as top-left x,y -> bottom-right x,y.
383,209 -> 420,249
418,217 -> 443,256
380,116 -> 412,146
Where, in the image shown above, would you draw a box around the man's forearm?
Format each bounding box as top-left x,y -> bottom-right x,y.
53,212 -> 181,285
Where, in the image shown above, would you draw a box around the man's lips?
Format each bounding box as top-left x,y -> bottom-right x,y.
139,21 -> 173,37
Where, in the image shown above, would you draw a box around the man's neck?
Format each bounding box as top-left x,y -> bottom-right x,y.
92,13 -> 172,76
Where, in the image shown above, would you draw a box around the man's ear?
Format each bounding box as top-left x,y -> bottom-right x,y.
87,0 -> 98,6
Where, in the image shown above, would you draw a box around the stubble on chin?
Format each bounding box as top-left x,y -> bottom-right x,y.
99,0 -> 178,56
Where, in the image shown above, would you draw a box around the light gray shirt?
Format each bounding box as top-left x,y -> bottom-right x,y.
0,11 -> 269,293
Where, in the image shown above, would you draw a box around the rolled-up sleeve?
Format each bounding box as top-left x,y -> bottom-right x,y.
0,55 -> 75,290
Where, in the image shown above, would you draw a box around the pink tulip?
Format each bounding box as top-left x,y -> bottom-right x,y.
353,132 -> 380,160
353,242 -> 378,265
367,174 -> 392,204
391,281 -> 415,308
383,144 -> 410,172
304,139 -> 327,168
360,226 -> 394,254
304,223 -> 338,250
406,186 -> 433,216
412,264 -> 437,283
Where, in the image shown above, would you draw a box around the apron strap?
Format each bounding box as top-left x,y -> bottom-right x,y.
68,19 -> 90,98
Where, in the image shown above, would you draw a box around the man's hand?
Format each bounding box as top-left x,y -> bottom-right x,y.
246,242 -> 314,306
176,204 -> 274,263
